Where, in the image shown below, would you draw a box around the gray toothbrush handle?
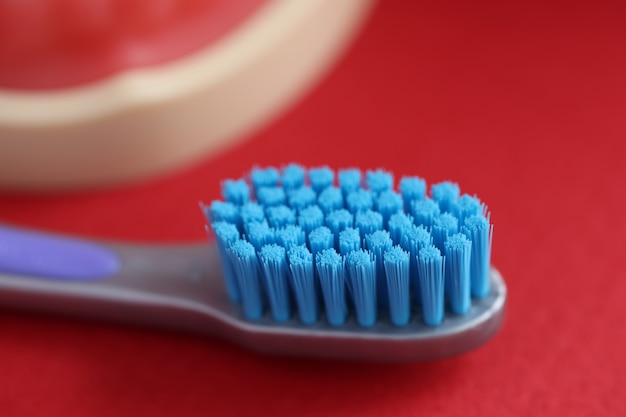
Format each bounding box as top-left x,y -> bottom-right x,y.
0,235 -> 233,336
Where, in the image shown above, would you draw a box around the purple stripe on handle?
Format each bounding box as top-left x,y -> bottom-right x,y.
0,226 -> 120,281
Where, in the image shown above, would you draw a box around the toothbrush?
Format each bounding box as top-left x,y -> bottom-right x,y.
0,165 -> 506,362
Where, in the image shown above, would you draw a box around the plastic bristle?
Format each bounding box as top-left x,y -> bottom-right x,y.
338,168 -> 362,195
259,244 -> 291,322
318,187 -> 344,214
462,215 -> 493,298
297,205 -> 325,235
432,213 -> 459,254
281,163 -> 306,191
364,230 -> 393,308
246,222 -> 276,251
256,186 -> 286,207
383,246 -> 411,326
240,202 -> 265,226
417,245 -> 445,326
221,179 -> 250,205
209,201 -> 239,224
325,209 -> 353,247
210,222 -> 240,302
339,227 -> 361,256
309,166 -> 334,193
251,167 -> 279,191
316,248 -> 348,326
452,194 -> 485,226
308,226 -> 333,256
346,189 -> 374,213
366,169 -> 393,195
431,181 -> 460,213
346,249 -> 377,327
400,224 -> 432,301
388,212 -> 413,245
376,190 -> 403,228
265,205 -> 296,228
287,245 -> 318,324
275,225 -> 305,249
355,210 -> 383,240
444,233 -> 472,314
399,176 -> 426,212
411,198 -> 441,228
209,164 -> 494,329
287,186 -> 316,212
227,240 -> 263,320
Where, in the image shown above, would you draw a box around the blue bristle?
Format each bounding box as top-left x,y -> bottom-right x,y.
287,245 -> 318,324
209,201 -> 239,224
339,227 -> 361,256
452,194 -> 485,226
399,176 -> 426,212
383,246 -> 411,326
364,230 -> 393,308
227,240 -> 263,320
240,203 -> 266,235
338,168 -> 362,195
275,225 -> 305,249
298,205 -> 325,234
221,179 -> 250,205
308,226 -> 333,256
251,167 -> 279,192
246,222 -> 276,251
210,222 -> 240,302
400,224 -> 432,302
462,215 -> 493,298
266,205 -> 296,228
346,189 -> 373,213
259,244 -> 291,322
287,186 -> 317,212
316,248 -> 348,326
211,165 -> 493,328
431,181 -> 460,213
355,210 -> 383,240
432,213 -> 459,254
281,163 -> 306,191
309,166 -> 335,194
345,249 -> 377,327
411,198 -> 441,228
325,209 -> 353,247
376,190 -> 403,228
388,212 -> 413,245
256,186 -> 286,207
240,202 -> 265,225
366,169 -> 393,195
417,245 -> 445,326
317,186 -> 344,214
444,233 -> 472,314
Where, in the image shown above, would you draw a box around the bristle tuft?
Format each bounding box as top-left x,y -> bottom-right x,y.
339,227 -> 361,256
346,249 -> 377,327
462,215 -> 493,298
316,248 -> 347,326
366,169 -> 393,195
287,245 -> 318,324
228,240 -> 263,320
309,166 -> 334,193
383,246 -> 411,326
259,244 -> 291,322
417,245 -> 445,326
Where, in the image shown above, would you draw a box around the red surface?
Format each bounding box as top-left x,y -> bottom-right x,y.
1,0 -> 625,415
0,0 -> 267,90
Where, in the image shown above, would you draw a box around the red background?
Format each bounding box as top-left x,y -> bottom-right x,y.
1,0 -> 625,415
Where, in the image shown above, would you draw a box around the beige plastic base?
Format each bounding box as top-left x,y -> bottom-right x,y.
0,0 -> 376,191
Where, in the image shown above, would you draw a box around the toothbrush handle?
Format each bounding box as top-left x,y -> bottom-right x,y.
0,225 -> 230,335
